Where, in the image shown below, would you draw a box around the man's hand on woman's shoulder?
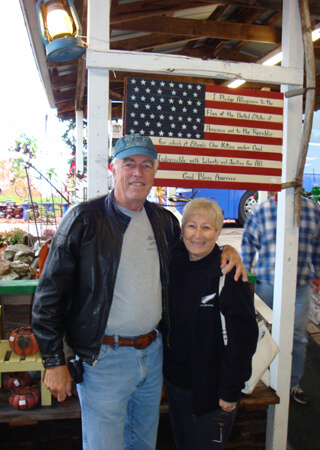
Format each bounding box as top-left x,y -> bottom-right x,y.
220,245 -> 247,282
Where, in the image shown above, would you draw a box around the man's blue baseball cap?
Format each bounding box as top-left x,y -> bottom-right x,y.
113,133 -> 158,160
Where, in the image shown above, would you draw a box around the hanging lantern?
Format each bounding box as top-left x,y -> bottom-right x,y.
36,0 -> 86,62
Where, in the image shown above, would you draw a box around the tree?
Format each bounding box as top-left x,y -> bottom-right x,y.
8,134 -> 63,202
59,117 -> 88,195
9,134 -> 39,199
59,116 -> 87,155
0,159 -> 41,199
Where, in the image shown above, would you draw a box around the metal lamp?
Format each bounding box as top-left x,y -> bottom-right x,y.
36,0 -> 86,62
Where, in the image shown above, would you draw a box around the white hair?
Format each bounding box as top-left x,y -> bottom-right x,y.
182,198 -> 224,231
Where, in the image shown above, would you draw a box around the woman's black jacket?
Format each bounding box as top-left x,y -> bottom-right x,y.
163,245 -> 258,417
32,192 -> 181,368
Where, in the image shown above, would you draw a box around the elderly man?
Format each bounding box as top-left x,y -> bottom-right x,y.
32,133 -> 245,450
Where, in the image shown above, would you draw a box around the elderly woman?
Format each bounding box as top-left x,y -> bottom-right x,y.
163,198 -> 258,449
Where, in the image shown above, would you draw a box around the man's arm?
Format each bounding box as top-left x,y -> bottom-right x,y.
32,238 -> 77,367
44,366 -> 72,402
220,245 -> 247,282
240,213 -> 260,274
32,211 -> 82,376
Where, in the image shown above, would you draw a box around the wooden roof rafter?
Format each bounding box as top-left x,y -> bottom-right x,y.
112,16 -> 281,44
21,0 -> 320,119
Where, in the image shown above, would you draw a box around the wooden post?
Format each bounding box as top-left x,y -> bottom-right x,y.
86,0 -> 110,199
266,0 -> 304,448
75,110 -> 84,201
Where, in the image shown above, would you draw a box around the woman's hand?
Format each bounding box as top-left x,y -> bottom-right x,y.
44,365 -> 72,402
220,245 -> 247,282
219,399 -> 237,413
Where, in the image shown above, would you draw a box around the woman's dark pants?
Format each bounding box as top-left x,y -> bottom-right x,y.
166,380 -> 237,449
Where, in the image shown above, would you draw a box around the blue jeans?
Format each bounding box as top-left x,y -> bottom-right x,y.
77,332 -> 163,450
166,380 -> 237,450
256,282 -> 311,387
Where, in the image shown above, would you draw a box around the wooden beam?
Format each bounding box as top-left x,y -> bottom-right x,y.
109,71 -> 219,86
51,73 -> 77,90
110,0 -> 219,25
178,5 -> 230,58
206,4 -> 230,21
309,0 -> 320,15
191,0 -> 319,14
87,49 -> 303,85
209,48 -> 258,63
57,101 -> 78,115
230,7 -> 263,24
111,104 -> 122,119
109,89 -> 123,101
112,6 -> 229,54
47,60 -> 78,69
110,0 -> 285,25
213,9 -> 281,62
111,34 -> 191,52
75,0 -> 87,111
172,45 -> 222,59
228,11 -> 282,55
54,89 -> 76,103
113,16 -> 281,44
75,58 -> 87,111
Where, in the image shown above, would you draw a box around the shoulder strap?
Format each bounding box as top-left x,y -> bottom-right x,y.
219,274 -> 228,346
219,274 -> 226,295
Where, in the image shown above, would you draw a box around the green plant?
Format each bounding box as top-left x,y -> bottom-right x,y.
10,135 -> 37,177
9,134 -> 40,200
45,211 -> 55,220
3,228 -> 26,245
59,117 -> 87,154
46,168 -> 58,181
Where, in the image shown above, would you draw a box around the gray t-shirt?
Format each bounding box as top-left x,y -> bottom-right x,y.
106,205 -> 162,336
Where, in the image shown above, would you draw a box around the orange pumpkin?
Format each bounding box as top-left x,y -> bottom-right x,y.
38,238 -> 51,276
8,327 -> 40,356
3,372 -> 32,391
8,386 -> 40,410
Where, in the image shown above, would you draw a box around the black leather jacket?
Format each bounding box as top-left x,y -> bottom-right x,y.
32,192 -> 181,368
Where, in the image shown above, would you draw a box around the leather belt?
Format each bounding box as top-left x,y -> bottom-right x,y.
102,330 -> 157,350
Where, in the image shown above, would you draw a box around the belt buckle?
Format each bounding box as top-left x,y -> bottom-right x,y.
134,334 -> 152,349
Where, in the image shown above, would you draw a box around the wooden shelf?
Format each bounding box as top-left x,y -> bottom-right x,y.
0,390 -> 80,424
160,380 -> 279,415
0,280 -> 38,295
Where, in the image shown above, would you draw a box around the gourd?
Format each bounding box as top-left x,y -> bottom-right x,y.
8,386 -> 40,410
8,327 -> 40,356
3,372 -> 31,391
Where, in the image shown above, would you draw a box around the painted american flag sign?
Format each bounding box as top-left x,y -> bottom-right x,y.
123,77 -> 283,190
